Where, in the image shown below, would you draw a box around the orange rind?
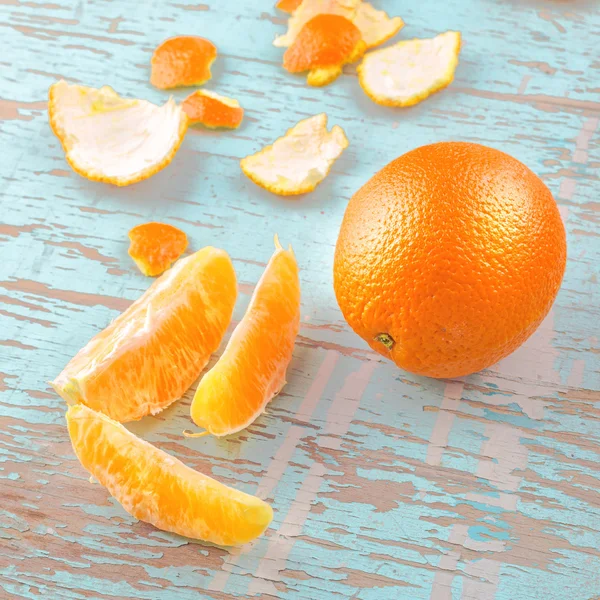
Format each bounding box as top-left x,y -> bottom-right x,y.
48,80 -> 188,187
182,90 -> 244,129
67,404 -> 273,546
128,222 -> 188,277
358,31 -> 462,107
240,113 -> 348,196
353,2 -> 404,49
283,14 -> 366,86
190,235 -> 300,437
150,36 -> 217,89
275,0 -> 302,12
274,0 -> 403,50
51,247 -> 237,422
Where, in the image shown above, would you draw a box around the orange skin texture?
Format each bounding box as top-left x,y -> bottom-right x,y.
151,36 -> 217,89
276,0 -> 302,13
182,93 -> 244,129
283,14 -> 363,74
334,142 -> 567,379
128,222 -> 188,277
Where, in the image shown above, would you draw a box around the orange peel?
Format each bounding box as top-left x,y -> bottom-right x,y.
240,113 -> 348,196
283,14 -> 366,86
358,31 -> 461,107
48,80 -> 188,187
181,90 -> 244,129
128,222 -> 188,277
275,0 -> 302,12
190,235 -> 300,437
150,36 -> 217,89
274,0 -> 403,50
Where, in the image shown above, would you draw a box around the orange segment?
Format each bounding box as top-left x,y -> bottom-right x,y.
48,81 -> 188,187
67,404 -> 273,546
275,0 -> 302,12
128,222 -> 188,277
191,236 -> 300,436
51,247 -> 237,422
181,90 -> 244,129
150,36 -> 217,89
283,14 -> 366,86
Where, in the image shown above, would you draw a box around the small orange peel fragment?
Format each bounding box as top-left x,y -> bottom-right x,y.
283,14 -> 366,86
48,80 -> 188,187
151,36 -> 217,89
274,0 -> 402,50
358,31 -> 462,107
275,0 -> 302,12
128,222 -> 188,277
182,90 -> 244,129
353,2 -> 404,49
240,113 -> 348,196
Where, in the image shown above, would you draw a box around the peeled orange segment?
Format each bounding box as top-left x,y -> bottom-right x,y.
190,237 -> 300,437
273,0 -> 360,47
240,113 -> 348,196
128,222 -> 188,277
283,14 -> 366,87
48,80 -> 188,187
358,31 -> 462,107
67,404 -> 273,545
275,0 -> 302,12
353,2 -> 404,49
181,90 -> 244,129
150,36 -> 217,89
51,247 -> 237,422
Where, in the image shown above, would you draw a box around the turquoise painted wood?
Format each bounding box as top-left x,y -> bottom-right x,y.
1,0 -> 599,598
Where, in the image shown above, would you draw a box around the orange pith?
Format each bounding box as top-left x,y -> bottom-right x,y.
276,0 -> 302,12
128,222 -> 188,277
181,90 -> 244,129
67,404 -> 273,546
51,247 -> 237,422
151,36 -> 217,89
334,142 -> 567,379
283,14 -> 365,85
190,237 -> 300,436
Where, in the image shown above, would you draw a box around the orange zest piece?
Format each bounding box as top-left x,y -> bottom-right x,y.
182,90 -> 244,129
150,36 -> 217,89
275,0 -> 302,12
128,222 -> 188,277
353,2 -> 404,49
190,236 -> 300,436
67,404 -> 273,546
48,80 -> 188,187
240,113 -> 348,196
51,247 -> 237,422
283,14 -> 366,86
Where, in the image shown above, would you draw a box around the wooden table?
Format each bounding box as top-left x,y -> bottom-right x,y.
1,1 -> 598,598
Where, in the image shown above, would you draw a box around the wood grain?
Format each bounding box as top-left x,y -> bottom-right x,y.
0,0 -> 598,598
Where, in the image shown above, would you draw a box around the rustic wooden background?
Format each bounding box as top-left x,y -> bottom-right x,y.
1,0 -> 599,598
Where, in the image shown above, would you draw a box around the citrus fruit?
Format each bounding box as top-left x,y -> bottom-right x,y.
334,142 -> 567,379
48,81 -> 188,186
240,113 -> 348,196
190,236 -> 300,436
353,2 -> 404,49
358,31 -> 461,107
283,14 -> 366,86
51,247 -> 237,422
150,36 -> 217,89
67,404 -> 273,546
128,222 -> 188,277
181,90 -> 244,129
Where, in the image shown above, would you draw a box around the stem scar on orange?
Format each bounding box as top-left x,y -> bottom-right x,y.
128,222 -> 188,277
51,247 -> 237,422
189,236 -> 300,437
334,142 -> 567,379
67,404 -> 273,546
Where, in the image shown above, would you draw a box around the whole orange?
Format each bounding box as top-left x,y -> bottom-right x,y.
333,142 -> 567,378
